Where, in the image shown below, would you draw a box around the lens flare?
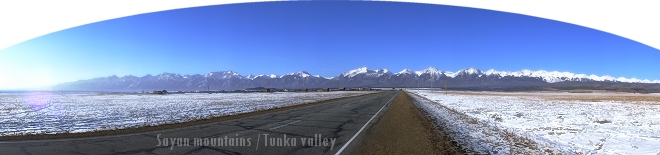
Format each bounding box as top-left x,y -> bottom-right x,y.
22,92 -> 53,112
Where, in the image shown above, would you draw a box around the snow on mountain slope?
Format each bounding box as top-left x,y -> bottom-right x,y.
280,71 -> 314,78
205,71 -> 243,80
342,67 -> 368,78
250,74 -> 279,79
59,67 -> 660,89
340,67 -> 392,78
443,71 -> 457,78
457,67 -> 482,75
245,74 -> 256,79
481,69 -> 659,83
414,66 -> 443,77
178,68 -> 660,84
219,67 -> 656,83
397,69 -> 415,75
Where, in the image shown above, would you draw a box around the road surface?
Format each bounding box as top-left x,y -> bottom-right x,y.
0,91 -> 399,155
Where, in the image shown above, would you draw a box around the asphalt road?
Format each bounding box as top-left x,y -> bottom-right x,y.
0,91 -> 400,155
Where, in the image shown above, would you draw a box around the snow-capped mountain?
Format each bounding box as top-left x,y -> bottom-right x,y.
52,67 -> 660,91
457,68 -> 482,75
206,70 -> 243,80
287,71 -> 313,78
414,66 -> 443,77
339,67 -> 391,78
481,69 -> 660,83
396,69 -> 415,75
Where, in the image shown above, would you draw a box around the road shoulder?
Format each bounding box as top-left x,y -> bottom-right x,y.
356,91 -> 465,155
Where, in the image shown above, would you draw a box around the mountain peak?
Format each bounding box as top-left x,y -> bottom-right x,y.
341,67 -> 392,78
397,69 -> 414,75
254,74 -> 277,79
416,66 -> 442,76
484,69 -> 508,76
346,67 -> 368,74
458,67 -> 482,75
375,69 -> 390,74
283,71 -> 312,78
206,70 -> 242,79
342,67 -> 369,77
297,71 -> 311,78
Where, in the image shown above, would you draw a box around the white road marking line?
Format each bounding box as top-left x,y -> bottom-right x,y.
269,120 -> 301,130
334,91 -> 399,155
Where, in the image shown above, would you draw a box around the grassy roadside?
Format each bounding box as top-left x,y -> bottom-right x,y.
0,91 -> 384,141
356,91 -> 465,155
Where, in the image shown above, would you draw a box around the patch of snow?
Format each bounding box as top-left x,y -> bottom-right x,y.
480,68 -> 659,83
0,91 -> 376,136
396,69 -> 414,75
414,66 -> 443,77
342,67 -> 369,78
443,71 -> 457,78
409,90 -> 660,154
341,67 -> 391,78
457,67 -> 482,75
283,71 -> 312,78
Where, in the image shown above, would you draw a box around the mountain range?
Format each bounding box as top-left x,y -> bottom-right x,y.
53,67 -> 660,92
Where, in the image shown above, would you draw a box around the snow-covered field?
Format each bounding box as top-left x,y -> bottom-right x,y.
409,90 -> 660,155
0,91 -> 375,136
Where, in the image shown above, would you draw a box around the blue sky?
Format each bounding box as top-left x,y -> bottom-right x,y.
1,1 -> 658,89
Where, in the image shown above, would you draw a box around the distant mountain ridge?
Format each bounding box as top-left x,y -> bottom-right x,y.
53,67 -> 660,92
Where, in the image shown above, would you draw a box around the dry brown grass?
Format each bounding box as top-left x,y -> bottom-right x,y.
594,119 -> 612,124
0,107 -> 18,111
567,90 -> 593,93
357,92 -> 466,155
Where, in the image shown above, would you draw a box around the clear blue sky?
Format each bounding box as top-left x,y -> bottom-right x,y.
1,1 -> 658,89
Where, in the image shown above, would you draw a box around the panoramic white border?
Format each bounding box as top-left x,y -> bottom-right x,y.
0,0 -> 658,51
